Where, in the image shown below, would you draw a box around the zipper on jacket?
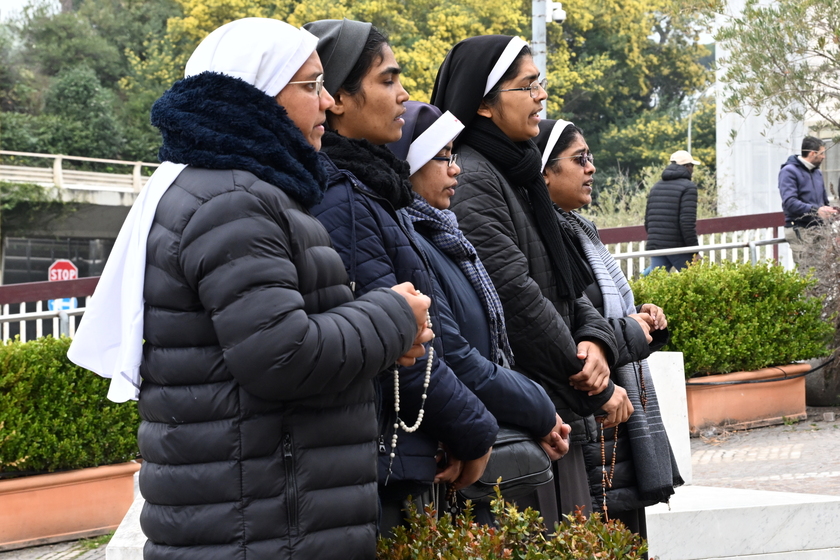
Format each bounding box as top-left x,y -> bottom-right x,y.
283,433 -> 299,535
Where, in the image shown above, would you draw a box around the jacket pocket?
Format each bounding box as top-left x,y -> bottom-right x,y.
283,432 -> 299,535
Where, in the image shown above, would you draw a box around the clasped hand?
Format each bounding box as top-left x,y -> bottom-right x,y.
390,282 -> 434,366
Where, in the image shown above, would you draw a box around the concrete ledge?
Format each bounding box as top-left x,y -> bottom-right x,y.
647,485 -> 840,559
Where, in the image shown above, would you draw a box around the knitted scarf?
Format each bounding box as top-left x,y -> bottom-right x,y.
320,130 -> 414,209
564,211 -> 683,504
460,117 -> 593,299
151,72 -> 327,208
405,193 -> 514,366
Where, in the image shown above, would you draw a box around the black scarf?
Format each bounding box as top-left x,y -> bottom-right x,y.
320,131 -> 414,210
151,72 -> 327,208
462,117 -> 593,299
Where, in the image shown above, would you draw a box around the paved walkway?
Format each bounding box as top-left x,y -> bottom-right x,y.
3,406 -> 839,560
690,405 -> 840,495
0,541 -> 105,560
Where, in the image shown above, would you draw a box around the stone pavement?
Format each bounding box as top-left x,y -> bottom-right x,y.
0,541 -> 105,560
2,405 -> 838,560
690,405 -> 840,496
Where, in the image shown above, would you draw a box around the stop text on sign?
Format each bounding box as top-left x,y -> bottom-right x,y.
48,259 -> 79,282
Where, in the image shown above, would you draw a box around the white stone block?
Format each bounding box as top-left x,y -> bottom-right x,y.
647,351 -> 692,484
646,485 -> 840,559
106,472 -> 144,560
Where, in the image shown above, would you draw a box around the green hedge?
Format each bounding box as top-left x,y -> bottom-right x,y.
631,260 -> 833,377
0,336 -> 139,475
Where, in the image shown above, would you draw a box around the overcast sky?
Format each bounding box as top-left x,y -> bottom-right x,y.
0,0 -> 57,21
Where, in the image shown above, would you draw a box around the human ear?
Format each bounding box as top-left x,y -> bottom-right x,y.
477,100 -> 492,119
329,89 -> 348,116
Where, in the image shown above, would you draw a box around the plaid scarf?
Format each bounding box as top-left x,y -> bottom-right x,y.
564,210 -> 682,505
405,193 -> 514,366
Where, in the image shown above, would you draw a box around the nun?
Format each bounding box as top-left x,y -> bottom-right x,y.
431,35 -> 633,518
68,18 -> 432,560
536,119 -> 682,549
389,101 -> 572,522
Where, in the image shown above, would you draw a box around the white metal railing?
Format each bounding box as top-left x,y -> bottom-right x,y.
0,232 -> 793,342
606,226 -> 787,278
0,150 -> 159,193
0,303 -> 85,342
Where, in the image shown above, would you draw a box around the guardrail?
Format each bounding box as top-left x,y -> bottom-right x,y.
0,213 -> 795,342
0,150 -> 160,193
598,211 -> 787,277
0,277 -> 97,341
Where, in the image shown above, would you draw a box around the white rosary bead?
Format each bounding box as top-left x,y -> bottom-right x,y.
384,291 -> 435,483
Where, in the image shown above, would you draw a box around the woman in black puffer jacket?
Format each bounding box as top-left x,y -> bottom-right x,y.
431,35 -> 633,519
69,18 -> 430,560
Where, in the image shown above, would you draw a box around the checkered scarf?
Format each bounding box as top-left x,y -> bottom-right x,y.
405,193 -> 514,366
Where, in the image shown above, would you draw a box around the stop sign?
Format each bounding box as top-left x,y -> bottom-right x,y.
48,259 -> 79,282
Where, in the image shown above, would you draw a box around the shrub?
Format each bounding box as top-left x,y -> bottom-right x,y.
630,260 -> 833,377
377,487 -> 646,560
0,336 -> 139,475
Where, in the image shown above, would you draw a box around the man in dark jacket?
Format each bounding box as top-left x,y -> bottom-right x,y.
778,136 -> 837,273
642,150 -> 701,275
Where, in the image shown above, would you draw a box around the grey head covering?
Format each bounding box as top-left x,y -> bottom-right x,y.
303,18 -> 373,96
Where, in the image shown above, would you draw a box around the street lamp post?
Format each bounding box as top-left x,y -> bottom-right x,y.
532,0 -> 565,118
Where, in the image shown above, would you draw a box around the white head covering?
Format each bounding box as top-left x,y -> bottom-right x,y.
68,18 -> 316,402
539,119 -> 574,172
406,112 -> 464,176
185,18 -> 319,97
484,36 -> 529,96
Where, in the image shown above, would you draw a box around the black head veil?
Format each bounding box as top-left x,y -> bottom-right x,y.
431,35 -> 525,131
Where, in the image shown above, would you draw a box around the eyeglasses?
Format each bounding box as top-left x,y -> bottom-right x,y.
549,152 -> 594,168
288,74 -> 325,97
430,153 -> 459,167
497,78 -> 548,99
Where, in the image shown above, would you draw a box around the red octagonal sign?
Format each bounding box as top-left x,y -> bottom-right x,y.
48,259 -> 79,282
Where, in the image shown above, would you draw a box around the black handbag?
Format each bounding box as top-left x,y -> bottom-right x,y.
457,425 -> 554,503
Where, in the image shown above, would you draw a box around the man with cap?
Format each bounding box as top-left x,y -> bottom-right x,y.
642,150 -> 701,274
778,135 -> 838,273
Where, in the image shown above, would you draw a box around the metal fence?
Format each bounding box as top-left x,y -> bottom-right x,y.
0,278 -> 97,342
0,213 -> 794,342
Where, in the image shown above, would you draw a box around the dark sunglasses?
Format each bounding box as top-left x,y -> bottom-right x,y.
549,152 -> 594,168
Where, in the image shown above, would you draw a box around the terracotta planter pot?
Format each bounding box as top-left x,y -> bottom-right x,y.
685,363 -> 810,435
0,461 -> 140,551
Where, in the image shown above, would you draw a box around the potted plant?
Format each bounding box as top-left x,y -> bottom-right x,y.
0,336 -> 140,551
377,487 -> 647,559
631,260 -> 833,435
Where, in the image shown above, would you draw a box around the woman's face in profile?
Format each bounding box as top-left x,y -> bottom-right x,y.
478,55 -> 547,142
331,44 -> 411,145
275,51 -> 335,151
543,134 -> 596,211
411,142 -> 460,210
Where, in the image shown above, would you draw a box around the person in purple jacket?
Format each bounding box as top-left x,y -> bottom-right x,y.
778,136 -> 838,273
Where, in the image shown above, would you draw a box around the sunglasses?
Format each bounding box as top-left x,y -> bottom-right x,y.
549,152 -> 594,168
288,74 -> 325,97
430,153 -> 459,167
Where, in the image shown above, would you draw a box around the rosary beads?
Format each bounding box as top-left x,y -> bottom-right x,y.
385,293 -> 433,485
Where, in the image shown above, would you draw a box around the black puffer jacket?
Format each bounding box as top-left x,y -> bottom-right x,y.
138,73 -> 418,560
449,145 -> 618,444
644,163 -> 698,250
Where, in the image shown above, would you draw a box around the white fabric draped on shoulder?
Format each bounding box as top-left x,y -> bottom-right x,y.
67,18 -> 318,402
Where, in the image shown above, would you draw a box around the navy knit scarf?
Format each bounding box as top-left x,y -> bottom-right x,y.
405,193 -> 514,366
150,72 -> 328,208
